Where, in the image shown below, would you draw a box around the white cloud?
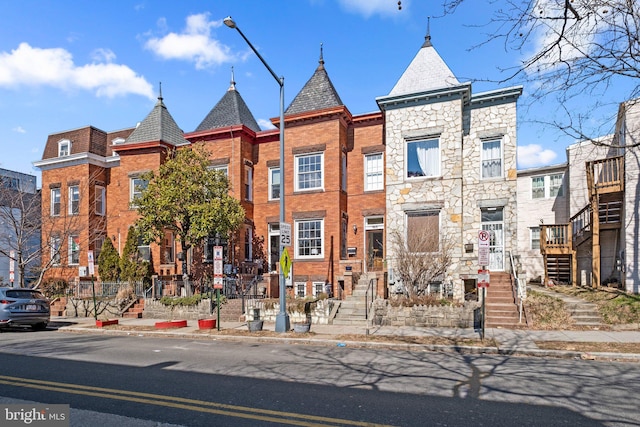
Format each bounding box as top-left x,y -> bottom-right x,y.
0,42 -> 154,99
517,144 -> 558,167
12,126 -> 26,134
257,118 -> 276,130
144,13 -> 233,69
91,48 -> 116,63
338,0 -> 405,18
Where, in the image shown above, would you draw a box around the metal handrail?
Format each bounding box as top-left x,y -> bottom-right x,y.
507,251 -> 526,323
364,277 -> 375,335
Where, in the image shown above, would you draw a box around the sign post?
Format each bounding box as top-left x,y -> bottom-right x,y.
478,230 -> 491,340
213,246 -> 223,331
9,250 -> 15,287
88,250 -> 98,321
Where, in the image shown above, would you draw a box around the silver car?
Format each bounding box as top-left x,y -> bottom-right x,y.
0,287 -> 50,331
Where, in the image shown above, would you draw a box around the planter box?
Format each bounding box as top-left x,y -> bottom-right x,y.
247,320 -> 264,332
293,323 -> 311,333
198,319 -> 216,330
155,320 -> 188,329
96,319 -> 119,328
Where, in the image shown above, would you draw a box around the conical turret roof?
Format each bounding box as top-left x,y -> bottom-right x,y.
125,88 -> 188,146
285,45 -> 343,115
388,29 -> 460,96
195,69 -> 261,133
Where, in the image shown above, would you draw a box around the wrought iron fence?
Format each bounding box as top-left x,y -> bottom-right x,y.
71,281 -> 146,298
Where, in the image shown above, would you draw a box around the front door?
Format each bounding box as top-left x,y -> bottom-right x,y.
481,208 -> 504,271
365,216 -> 384,271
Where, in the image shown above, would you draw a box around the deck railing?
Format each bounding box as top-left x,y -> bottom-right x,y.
587,156 -> 624,194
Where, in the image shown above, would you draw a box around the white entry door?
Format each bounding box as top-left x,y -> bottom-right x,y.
481,208 -> 504,271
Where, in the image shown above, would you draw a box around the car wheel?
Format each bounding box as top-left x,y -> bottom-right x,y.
32,322 -> 48,331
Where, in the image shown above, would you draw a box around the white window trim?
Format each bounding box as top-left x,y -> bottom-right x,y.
130,177 -> 147,207
244,165 -> 253,201
530,226 -> 541,250
51,236 -> 61,265
295,282 -> 307,298
50,188 -> 61,216
268,167 -> 280,201
405,210 -> 440,254
294,152 -> 324,192
95,185 -> 105,216
531,174 -> 564,199
58,139 -> 71,157
312,281 -> 325,297
68,185 -> 79,215
209,165 -> 229,176
405,138 -> 441,180
295,218 -> 324,259
68,235 -> 79,265
364,152 -> 383,191
480,139 -> 504,180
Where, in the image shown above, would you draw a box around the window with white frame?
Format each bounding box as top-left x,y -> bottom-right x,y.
313,281 -> 325,297
296,219 -> 323,258
137,233 -> 150,261
51,236 -> 61,265
532,173 -> 564,199
269,167 -> 280,200
295,282 -> 306,298
406,138 -> 439,178
406,211 -> 439,253
95,185 -> 105,216
58,140 -> 70,157
532,177 -> 545,199
68,185 -> 79,215
130,177 -> 148,207
51,188 -> 61,216
244,165 -> 253,201
68,235 -> 80,265
209,164 -> 229,176
549,174 -> 564,197
364,153 -> 383,191
481,139 -> 502,179
530,227 -> 541,250
268,223 -> 280,272
295,153 -> 323,191
244,227 -> 252,261
94,236 -> 105,264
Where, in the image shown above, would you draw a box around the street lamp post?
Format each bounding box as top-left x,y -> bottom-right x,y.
224,16 -> 290,332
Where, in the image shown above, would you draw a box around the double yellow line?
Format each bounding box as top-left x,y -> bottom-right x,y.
0,374 -> 395,427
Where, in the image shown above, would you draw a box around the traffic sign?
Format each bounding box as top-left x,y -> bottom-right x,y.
88,250 -> 95,276
280,222 -> 291,247
213,277 -> 224,289
478,230 -> 490,248
478,269 -> 490,288
280,247 -> 292,278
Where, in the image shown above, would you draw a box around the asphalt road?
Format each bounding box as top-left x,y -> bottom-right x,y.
0,329 -> 638,426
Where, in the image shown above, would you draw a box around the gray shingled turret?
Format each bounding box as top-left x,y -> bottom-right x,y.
388,25 -> 460,96
125,89 -> 188,146
285,44 -> 343,115
196,69 -> 261,133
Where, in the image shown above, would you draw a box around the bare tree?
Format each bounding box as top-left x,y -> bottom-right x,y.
0,185 -> 40,288
442,0 -> 640,146
390,228 -> 455,297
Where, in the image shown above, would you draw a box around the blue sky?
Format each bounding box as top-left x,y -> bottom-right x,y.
0,0 -> 632,185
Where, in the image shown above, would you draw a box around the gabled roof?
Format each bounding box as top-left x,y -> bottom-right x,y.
285,46 -> 343,115
195,72 -> 261,133
124,92 -> 188,146
388,33 -> 460,96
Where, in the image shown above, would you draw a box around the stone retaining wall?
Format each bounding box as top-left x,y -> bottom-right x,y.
142,298 -> 214,320
372,300 -> 480,328
246,299 -> 333,324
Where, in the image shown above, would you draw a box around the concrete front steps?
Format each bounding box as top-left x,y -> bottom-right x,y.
332,274 -> 377,326
50,297 -> 67,317
122,298 -> 144,318
485,272 -> 520,329
529,284 -> 603,327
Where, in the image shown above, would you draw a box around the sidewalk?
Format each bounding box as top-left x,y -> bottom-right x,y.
50,316 -> 640,362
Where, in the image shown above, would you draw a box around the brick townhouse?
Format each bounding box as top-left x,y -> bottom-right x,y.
34,29 -> 523,300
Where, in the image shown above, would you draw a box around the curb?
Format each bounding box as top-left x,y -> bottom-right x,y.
57,325 -> 640,363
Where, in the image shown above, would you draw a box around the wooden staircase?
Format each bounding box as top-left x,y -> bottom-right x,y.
122,298 -> 144,318
541,156 -> 624,287
50,297 -> 67,317
485,272 -> 519,328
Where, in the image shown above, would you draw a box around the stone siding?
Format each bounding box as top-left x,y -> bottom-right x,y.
246,299 -> 333,324
372,299 -> 479,328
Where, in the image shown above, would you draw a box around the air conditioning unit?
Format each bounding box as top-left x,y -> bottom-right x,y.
78,266 -> 88,277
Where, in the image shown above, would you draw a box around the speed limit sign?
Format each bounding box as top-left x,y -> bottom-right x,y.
280,222 -> 291,247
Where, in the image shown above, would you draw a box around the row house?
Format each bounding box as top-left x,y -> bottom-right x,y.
34,29 -> 522,301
